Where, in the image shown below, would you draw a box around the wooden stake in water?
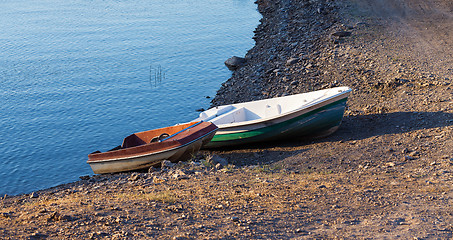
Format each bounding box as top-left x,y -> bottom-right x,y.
149,65 -> 165,87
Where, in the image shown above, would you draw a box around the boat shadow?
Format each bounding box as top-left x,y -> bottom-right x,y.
332,111 -> 453,142
209,111 -> 453,167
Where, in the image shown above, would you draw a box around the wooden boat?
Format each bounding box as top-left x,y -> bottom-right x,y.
87,121 -> 218,174
193,87 -> 352,148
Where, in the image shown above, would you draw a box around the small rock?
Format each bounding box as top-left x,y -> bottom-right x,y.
173,236 -> 188,240
30,192 -> 39,199
172,170 -> 189,180
96,231 -> 108,236
129,173 -> 140,181
409,151 -> 419,157
224,56 -> 246,70
29,232 -> 48,239
286,57 -> 299,66
209,155 -> 228,166
215,163 -> 223,169
356,22 -> 367,26
47,211 -> 66,222
386,162 -> 396,167
231,216 -> 239,222
162,160 -> 175,169
111,206 -> 121,211
295,229 -> 309,235
332,31 -> 352,38
153,176 -> 166,183
148,166 -> 158,173
79,175 -> 90,180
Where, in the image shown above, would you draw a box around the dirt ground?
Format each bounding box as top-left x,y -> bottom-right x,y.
1,0 -> 452,239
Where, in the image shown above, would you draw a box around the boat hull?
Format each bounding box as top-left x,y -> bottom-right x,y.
88,122 -> 217,174
205,98 -> 347,148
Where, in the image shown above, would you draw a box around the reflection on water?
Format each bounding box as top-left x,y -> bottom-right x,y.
149,65 -> 165,88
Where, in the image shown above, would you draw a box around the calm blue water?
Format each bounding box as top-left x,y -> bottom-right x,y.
0,0 -> 260,195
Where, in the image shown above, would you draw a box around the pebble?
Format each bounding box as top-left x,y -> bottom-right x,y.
286,57 -> 299,66
29,232 -> 47,239
29,192 -> 39,199
332,31 -> 352,38
153,176 -> 166,183
173,236 -> 188,240
47,211 -> 67,222
295,229 -> 309,235
162,160 -> 175,168
148,166 -> 158,173
386,162 -> 396,167
209,155 -> 228,166
215,163 -> 223,169
408,151 -> 419,157
79,175 -> 90,180
129,173 -> 140,181
172,170 -> 189,180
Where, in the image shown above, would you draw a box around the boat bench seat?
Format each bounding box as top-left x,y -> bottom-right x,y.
122,134 -> 147,148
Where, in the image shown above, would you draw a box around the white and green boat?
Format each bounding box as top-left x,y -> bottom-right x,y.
193,86 -> 352,148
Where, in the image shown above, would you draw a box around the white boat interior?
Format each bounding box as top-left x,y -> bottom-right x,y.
196,87 -> 351,125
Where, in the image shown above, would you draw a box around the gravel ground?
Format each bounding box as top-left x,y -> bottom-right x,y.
1,0 -> 452,239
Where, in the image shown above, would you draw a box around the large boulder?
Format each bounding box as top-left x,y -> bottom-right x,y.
224,56 -> 246,70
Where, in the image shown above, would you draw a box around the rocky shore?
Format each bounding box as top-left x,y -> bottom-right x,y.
1,0 -> 452,239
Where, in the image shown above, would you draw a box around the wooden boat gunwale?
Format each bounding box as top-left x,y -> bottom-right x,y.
87,121 -> 218,164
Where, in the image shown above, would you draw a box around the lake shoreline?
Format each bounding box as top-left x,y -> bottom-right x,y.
2,0 -> 453,238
